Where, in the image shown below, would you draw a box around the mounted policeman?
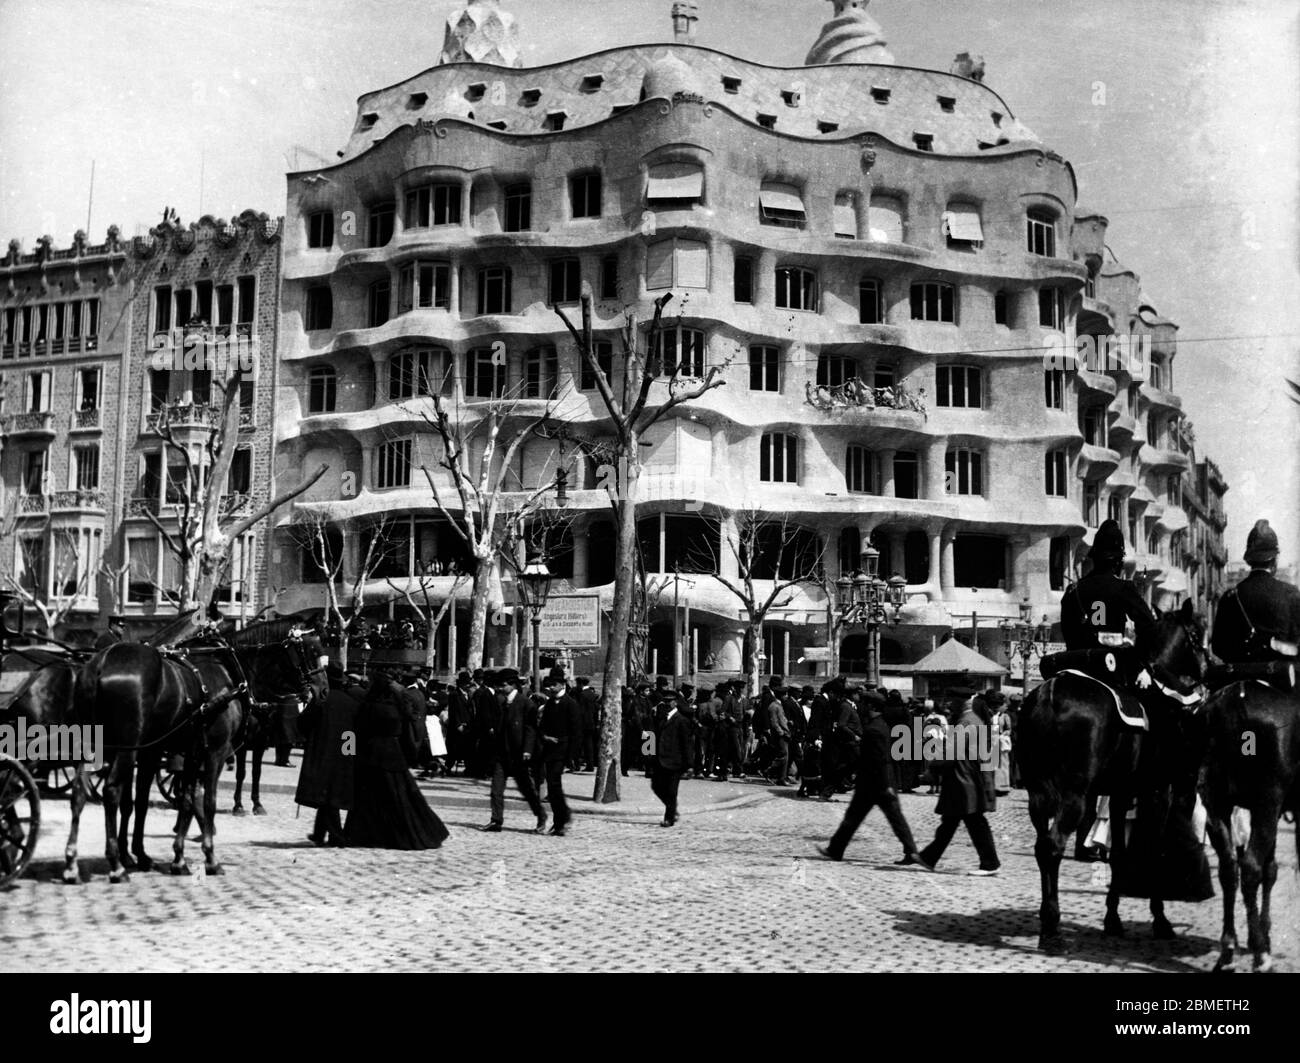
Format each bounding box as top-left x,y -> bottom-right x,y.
1060,519 -> 1157,659
1210,519 -> 1300,667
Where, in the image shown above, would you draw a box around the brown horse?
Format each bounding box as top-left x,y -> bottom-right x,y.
1018,600 -> 1210,952
71,641 -> 247,882
1198,679 -> 1299,971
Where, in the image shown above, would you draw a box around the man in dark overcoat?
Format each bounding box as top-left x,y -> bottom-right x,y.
480,669 -> 547,834
538,670 -> 580,836
652,690 -> 693,826
296,668 -> 362,846
916,689 -> 1001,874
445,670 -> 475,775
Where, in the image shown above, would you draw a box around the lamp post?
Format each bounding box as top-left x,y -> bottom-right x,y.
517,557 -> 554,692
1000,596 -> 1051,693
833,546 -> 908,687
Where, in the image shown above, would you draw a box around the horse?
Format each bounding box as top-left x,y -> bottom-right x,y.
1198,678 -> 1299,971
1017,600 -> 1210,952
70,640 -> 249,882
228,620 -> 329,816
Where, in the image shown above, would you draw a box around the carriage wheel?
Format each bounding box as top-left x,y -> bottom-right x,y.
84,767 -> 106,803
0,758 -> 40,888
155,765 -> 181,808
44,765 -> 78,795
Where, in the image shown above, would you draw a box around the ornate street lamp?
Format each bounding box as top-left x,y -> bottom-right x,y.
1001,596 -> 1051,693
834,544 -> 912,688
517,557 -> 553,691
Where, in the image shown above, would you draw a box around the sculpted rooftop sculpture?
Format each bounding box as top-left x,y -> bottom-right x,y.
806,0 -> 895,66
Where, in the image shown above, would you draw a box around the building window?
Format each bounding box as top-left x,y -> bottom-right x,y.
570,172 -> 602,218
816,355 -> 859,388
308,366 -> 337,413
548,258 -> 582,305
954,535 -> 1006,589
774,266 -> 818,312
936,365 -> 983,408
910,282 -> 956,323
21,449 -> 46,496
1147,415 -> 1160,447
734,256 -> 754,303
646,162 -> 704,208
465,348 -> 505,399
1108,495 -> 1123,525
1027,210 -> 1056,256
126,537 -> 158,603
749,345 -> 779,392
1167,475 -> 1182,506
942,204 -> 984,249
368,202 -> 396,247
1045,450 -> 1068,497
504,183 -> 532,231
760,433 -> 798,483
72,445 -> 100,490
994,290 -> 1010,325
859,278 -> 882,324
25,370 -> 51,413
1050,535 -> 1070,591
476,267 -> 512,315
76,367 -> 101,411
523,346 -> 559,399
912,133 -> 934,152
368,279 -> 391,328
759,182 -> 805,228
405,183 -> 462,228
1044,368 -> 1065,410
833,193 -> 857,239
756,113 -> 777,129
305,287 -> 333,331
945,449 -> 984,495
1083,405 -> 1108,446
389,349 -> 445,400
307,210 -> 334,249
871,86 -> 891,104
375,439 -> 412,490
580,341 -> 613,391
1085,266 -> 1097,299
845,445 -> 876,494
1039,287 -> 1065,330
228,447 -> 252,495
894,452 -> 919,499
398,261 -> 451,312
646,238 -> 709,290
1083,483 -> 1100,527
542,111 -> 566,131
599,255 -> 619,300
653,326 -> 706,378
874,364 -> 896,391
154,286 -> 172,333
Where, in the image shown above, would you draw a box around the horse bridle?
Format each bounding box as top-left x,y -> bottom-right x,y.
1148,613 -> 1210,709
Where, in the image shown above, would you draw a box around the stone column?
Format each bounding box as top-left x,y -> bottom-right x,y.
715,624 -> 746,673
940,527 -> 956,593
888,530 -> 906,581
925,436 -> 948,500
571,518 -> 590,588
461,177 -> 475,233
928,529 -> 943,590
449,262 -> 462,317
756,248 -> 778,309
719,513 -> 740,580
878,448 -> 896,498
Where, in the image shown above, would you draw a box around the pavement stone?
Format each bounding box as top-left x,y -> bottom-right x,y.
2,758 -> 1295,973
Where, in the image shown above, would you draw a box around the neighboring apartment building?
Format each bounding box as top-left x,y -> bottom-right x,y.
0,228 -> 130,643
118,211 -> 282,636
269,0 -> 1221,678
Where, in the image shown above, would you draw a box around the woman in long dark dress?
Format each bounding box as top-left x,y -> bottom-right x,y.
345,673 -> 450,850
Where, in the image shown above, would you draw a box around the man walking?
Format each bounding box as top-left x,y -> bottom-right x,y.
445,670 -> 475,775
480,669 -> 548,834
819,686 -> 928,865
538,669 -> 580,836
765,676 -> 793,785
296,667 -> 361,847
916,688 -> 1001,875
652,689 -> 693,826
820,679 -> 862,800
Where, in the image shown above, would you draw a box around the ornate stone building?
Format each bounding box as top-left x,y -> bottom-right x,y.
268,1 -> 1225,681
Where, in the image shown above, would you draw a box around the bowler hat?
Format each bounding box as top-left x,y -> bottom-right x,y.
1244,519 -> 1279,566
768,675 -> 786,690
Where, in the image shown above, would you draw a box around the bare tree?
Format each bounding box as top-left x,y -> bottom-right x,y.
690,507 -> 825,697
415,384 -> 560,672
291,511 -> 397,671
385,568 -> 472,669
0,502 -> 97,637
554,293 -> 727,802
145,349 -> 326,640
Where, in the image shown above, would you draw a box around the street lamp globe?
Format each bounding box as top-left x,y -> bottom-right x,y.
518,557 -> 553,617
852,570 -> 869,608
1018,595 -> 1033,626
887,574 -> 907,609
861,544 -> 880,581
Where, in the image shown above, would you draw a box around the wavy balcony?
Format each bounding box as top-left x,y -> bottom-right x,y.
1077,442 -> 1120,480
1156,506 -> 1188,534
2,411 -> 55,439
1076,368 -> 1117,400
1108,410 -> 1136,443
804,379 -> 928,419
1140,383 -> 1182,412
1105,469 -> 1137,494
1140,444 -> 1191,473
1131,551 -> 1166,578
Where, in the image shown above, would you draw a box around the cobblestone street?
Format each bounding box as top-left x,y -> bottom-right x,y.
3,761 -> 1295,974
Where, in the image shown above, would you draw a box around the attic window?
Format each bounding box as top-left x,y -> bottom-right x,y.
359,112 -> 379,129
781,89 -> 800,108
870,86 -> 891,104
466,83 -> 487,102
487,120 -> 508,130
721,75 -> 742,93
912,132 -> 934,152
937,95 -> 956,113
611,104 -> 634,116
977,141 -> 995,150
580,74 -> 605,92
991,111 -> 1003,126
521,88 -> 542,106
756,113 -> 777,129
543,111 -> 567,131
818,120 -> 839,134
408,92 -> 428,109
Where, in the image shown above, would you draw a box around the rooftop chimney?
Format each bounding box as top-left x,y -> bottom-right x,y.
671,1 -> 699,44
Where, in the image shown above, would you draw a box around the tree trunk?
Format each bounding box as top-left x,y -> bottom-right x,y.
338,635 -> 350,672
465,562 -> 491,671
594,470 -> 638,803
747,621 -> 765,697
425,624 -> 439,669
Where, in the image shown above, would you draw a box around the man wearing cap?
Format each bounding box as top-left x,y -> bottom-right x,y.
820,686 -> 929,866
480,669 -> 548,835
1061,519 -> 1157,655
538,670 -> 581,835
1211,519 -> 1300,664
652,688 -> 693,826
94,614 -> 127,650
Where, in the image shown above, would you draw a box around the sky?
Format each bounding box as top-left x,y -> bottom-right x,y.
2,0 -> 1297,566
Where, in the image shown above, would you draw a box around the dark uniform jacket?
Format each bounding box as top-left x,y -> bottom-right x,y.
656,710 -> 694,772
1211,569 -> 1300,663
1060,572 -> 1157,653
